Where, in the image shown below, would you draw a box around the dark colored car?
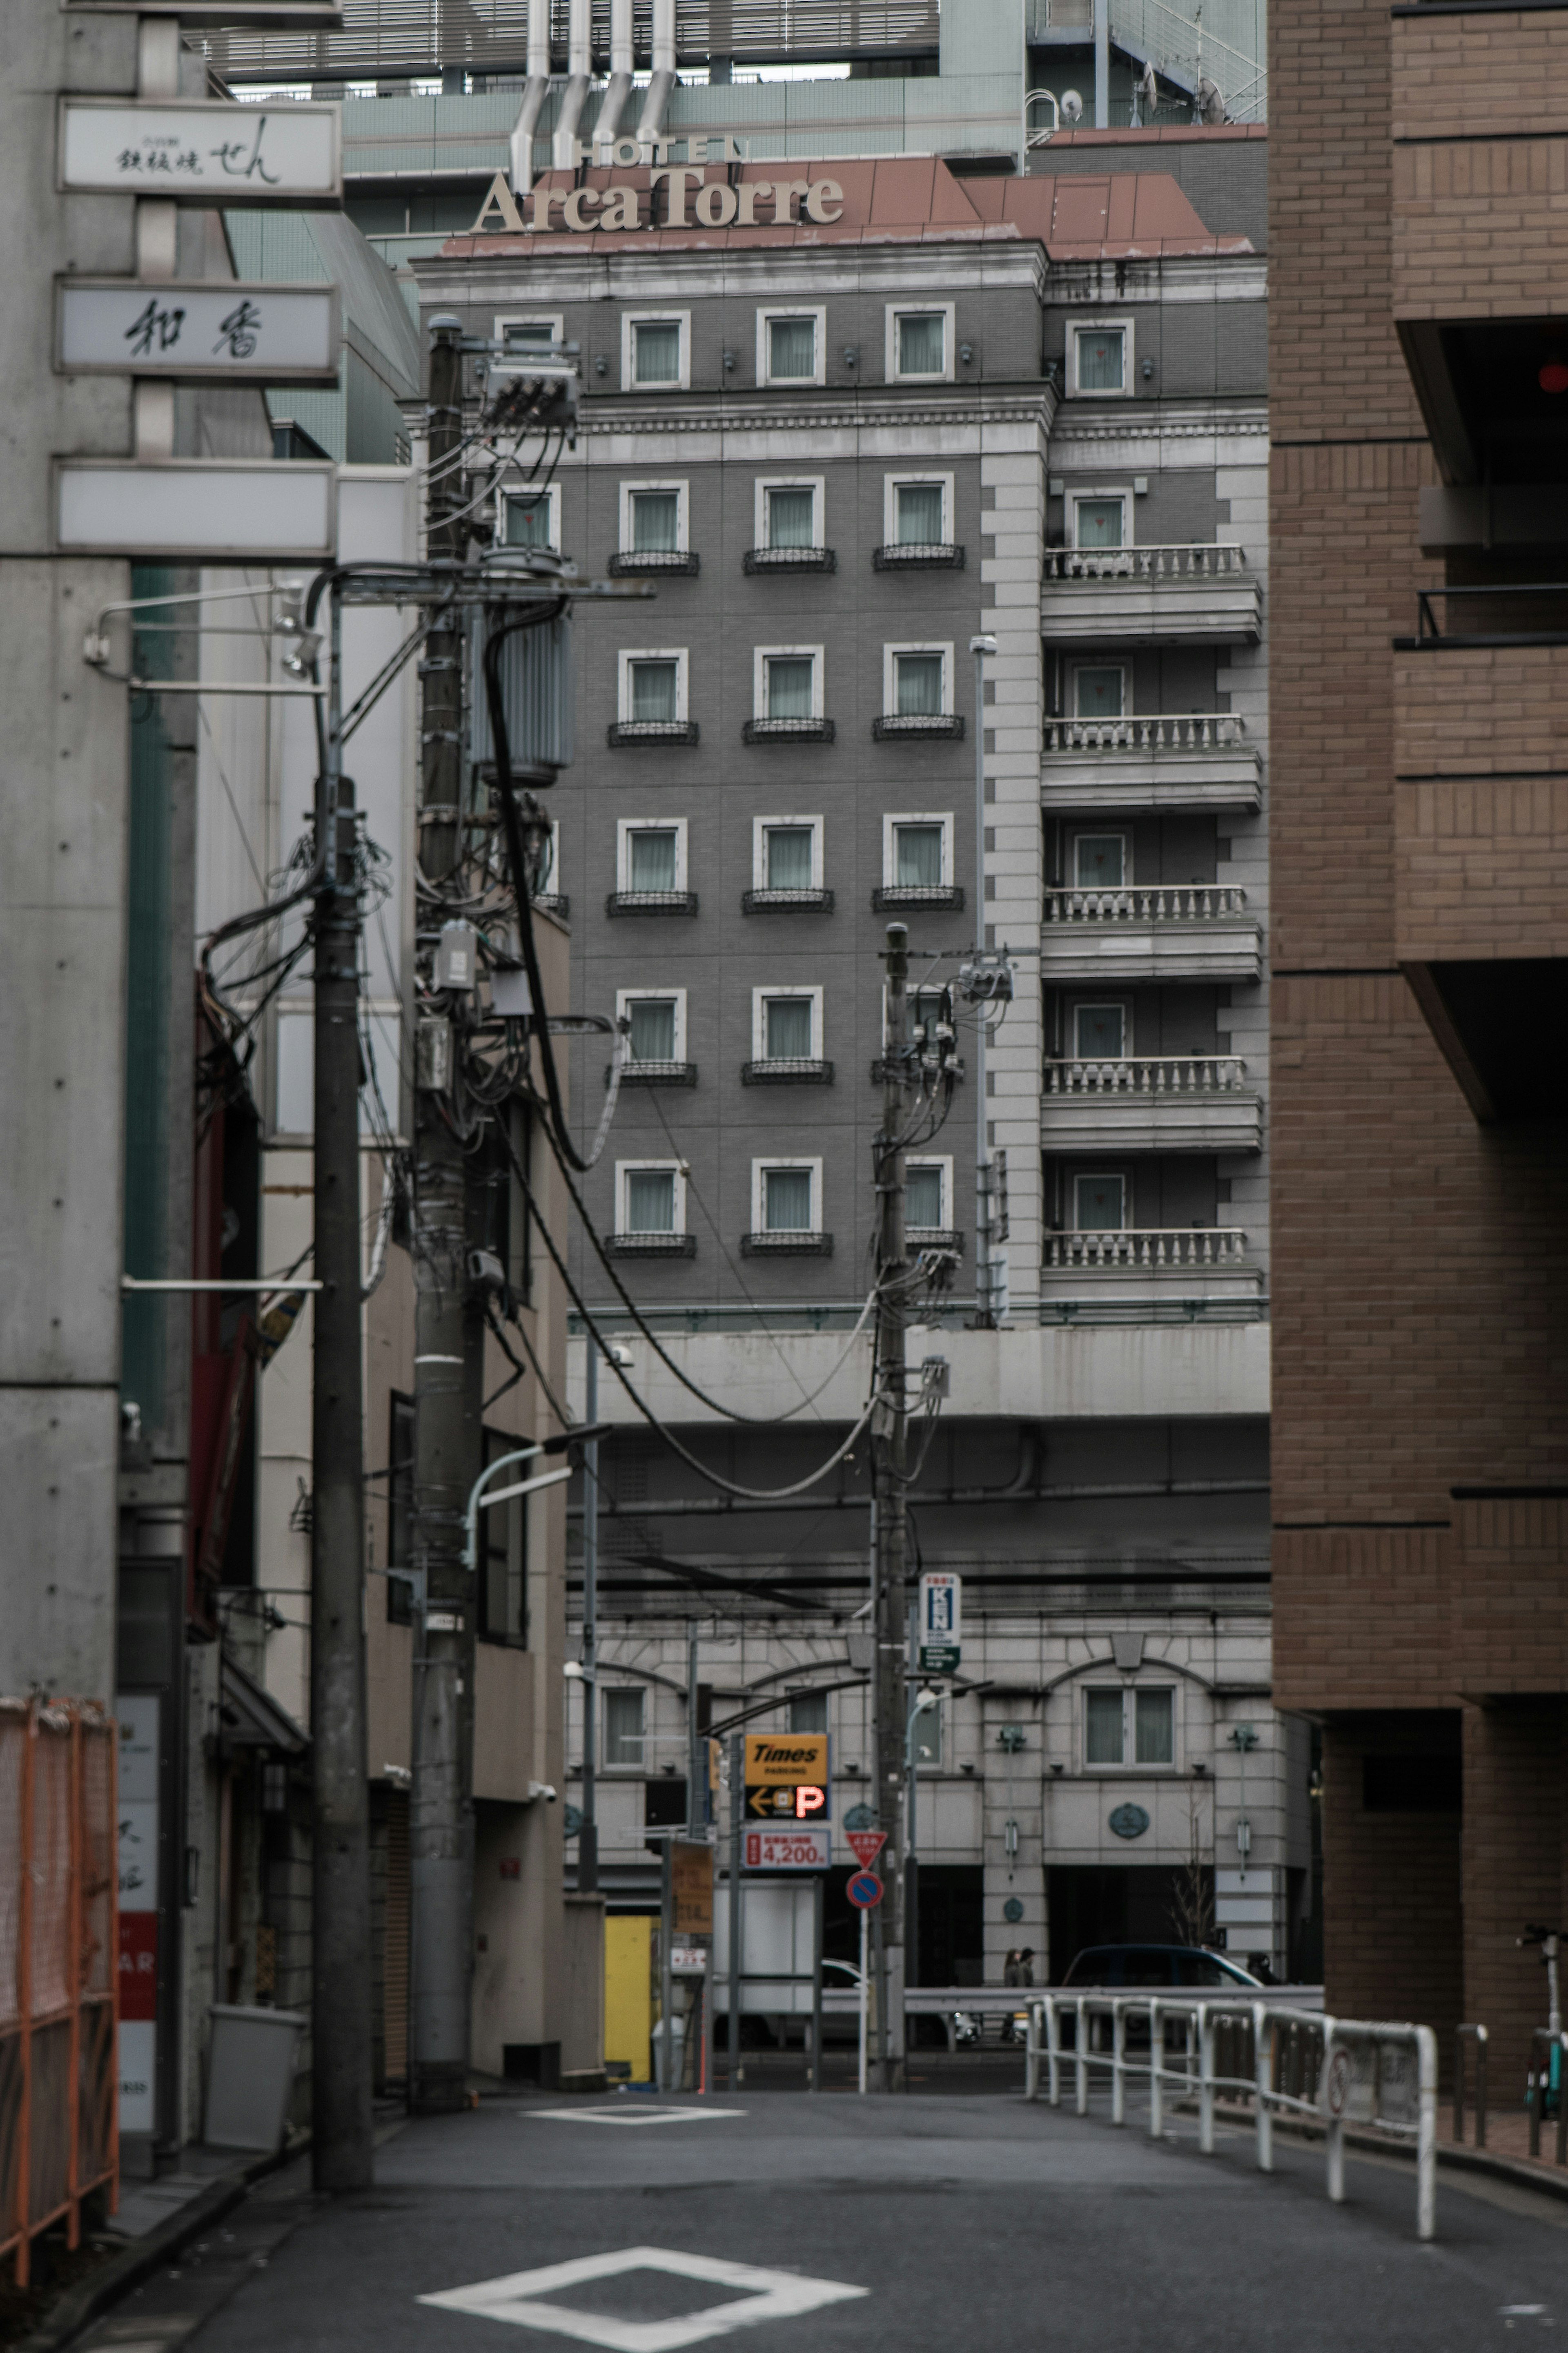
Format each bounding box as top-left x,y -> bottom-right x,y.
1058,1944 -> 1265,1992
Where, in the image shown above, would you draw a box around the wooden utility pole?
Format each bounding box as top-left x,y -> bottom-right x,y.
871,921 -> 911,2091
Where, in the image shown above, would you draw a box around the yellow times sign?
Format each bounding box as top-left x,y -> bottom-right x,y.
744,1735 -> 828,1786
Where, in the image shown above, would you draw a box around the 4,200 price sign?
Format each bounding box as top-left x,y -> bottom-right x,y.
744,1827 -> 831,1872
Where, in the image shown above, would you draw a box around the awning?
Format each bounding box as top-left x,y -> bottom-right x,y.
219,1653 -> 309,1755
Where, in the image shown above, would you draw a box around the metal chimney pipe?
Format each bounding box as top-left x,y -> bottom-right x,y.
508,0 -> 552,192
594,0 -> 635,157
552,0 -> 593,171
637,0 -> 677,145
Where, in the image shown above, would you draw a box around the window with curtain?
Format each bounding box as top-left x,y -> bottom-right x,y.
764,997 -> 813,1059
768,316 -> 816,379
765,656 -> 815,719
1135,1688 -> 1175,1765
906,1165 -> 944,1228
505,493 -> 554,547
895,652 -> 944,717
625,1169 -> 676,1233
1076,326 -> 1125,391
1075,666 -> 1125,720
764,1167 -> 813,1231
894,823 -> 944,887
788,1691 -> 828,1734
895,482 -> 944,544
1085,1689 -> 1125,1765
628,658 -> 678,722
627,999 -> 677,1061
764,825 -> 814,889
633,320 -> 681,384
604,1688 -> 646,1766
504,321 -> 556,357
1076,499 -> 1125,550
1074,1173 -> 1126,1231
897,312 -> 946,375
1074,1003 -> 1126,1058
1074,833 -> 1125,888
766,487 -> 816,549
630,491 -> 679,552
627,829 -> 678,892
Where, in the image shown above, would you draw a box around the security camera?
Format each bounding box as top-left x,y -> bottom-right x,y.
528,1781 -> 558,1803
467,1247 -> 507,1296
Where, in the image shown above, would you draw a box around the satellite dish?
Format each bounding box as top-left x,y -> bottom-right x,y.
1195,76 -> 1227,124
1060,88 -> 1084,123
1130,62 -> 1157,125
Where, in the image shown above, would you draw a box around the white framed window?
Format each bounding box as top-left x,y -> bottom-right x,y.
616,987 -> 687,1064
756,306 -> 826,387
884,812 -> 953,889
604,1686 -> 646,1767
752,1158 -> 822,1234
751,985 -> 823,1062
494,311 -> 564,357
617,647 -> 688,724
1070,829 -> 1128,889
1071,317 -> 1134,397
618,479 -> 689,555
1070,662 -> 1127,722
1071,492 -> 1129,551
753,645 -> 824,721
1084,1685 -> 1176,1769
500,480 -> 561,551
1074,1172 -> 1127,1231
883,473 -> 953,546
753,815 -> 824,892
886,301 -> 955,383
616,819 -> 687,895
621,310 -> 691,391
883,642 -> 954,719
910,1693 -> 944,1769
905,1156 -> 952,1232
1072,1001 -> 1129,1059
788,1690 -> 829,1735
754,476 -> 824,551
617,1159 -> 686,1237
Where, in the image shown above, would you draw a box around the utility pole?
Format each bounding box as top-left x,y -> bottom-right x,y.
871,921 -> 911,2091
410,313 -> 481,2114
969,633 -> 1000,1328
310,599 -> 375,2192
578,1338 -> 599,1893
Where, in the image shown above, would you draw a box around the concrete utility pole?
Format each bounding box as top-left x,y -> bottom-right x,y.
871,921 -> 911,2090
578,1340 -> 599,1893
310,605 -> 375,2191
970,633 -> 1000,1329
410,314 -> 482,2114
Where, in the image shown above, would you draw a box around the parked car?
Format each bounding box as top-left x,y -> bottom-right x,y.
1059,1945 -> 1265,1992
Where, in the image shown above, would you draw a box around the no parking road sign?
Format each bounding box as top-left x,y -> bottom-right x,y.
846,1871 -> 883,1909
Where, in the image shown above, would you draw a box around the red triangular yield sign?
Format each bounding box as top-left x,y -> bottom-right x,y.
846,1829 -> 887,1869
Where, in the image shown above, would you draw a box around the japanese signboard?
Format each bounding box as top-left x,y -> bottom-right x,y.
65,0 -> 341,22
59,101 -> 342,207
918,1571 -> 961,1673
743,1827 -> 831,1872
117,1696 -> 160,2135
744,1733 -> 830,1824
57,459 -> 336,561
58,280 -> 340,384
671,1840 -> 714,1936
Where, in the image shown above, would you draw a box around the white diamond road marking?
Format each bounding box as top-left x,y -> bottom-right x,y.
525,2108 -> 745,2129
418,2244 -> 868,2351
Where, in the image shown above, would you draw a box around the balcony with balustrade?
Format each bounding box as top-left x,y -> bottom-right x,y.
1041,885 -> 1262,982
1040,1225 -> 1263,1307
1041,1055 -> 1261,1155
1042,546 -> 1262,646
1042,713 -> 1261,814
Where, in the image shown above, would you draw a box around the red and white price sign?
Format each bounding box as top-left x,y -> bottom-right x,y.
743,1826 -> 831,1872
845,1829 -> 887,1871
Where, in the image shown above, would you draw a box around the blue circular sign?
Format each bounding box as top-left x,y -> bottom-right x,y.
1109,1802 -> 1151,1840
1002,1897 -> 1025,1923
847,1871 -> 883,1909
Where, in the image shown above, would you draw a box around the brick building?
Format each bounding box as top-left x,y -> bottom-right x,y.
1270,0 -> 1568,2074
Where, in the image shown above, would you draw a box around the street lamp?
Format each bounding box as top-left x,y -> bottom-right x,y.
904,1687 -> 942,1990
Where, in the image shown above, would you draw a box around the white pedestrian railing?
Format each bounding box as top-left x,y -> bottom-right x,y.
1045,884 -> 1248,923
1024,1995 -> 1438,2241
1044,713 -> 1247,754
1043,1227 -> 1250,1271
1045,1055 -> 1246,1096
1044,544 -> 1250,583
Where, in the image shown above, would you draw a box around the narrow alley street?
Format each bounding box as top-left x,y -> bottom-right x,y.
81,2092 -> 1568,2353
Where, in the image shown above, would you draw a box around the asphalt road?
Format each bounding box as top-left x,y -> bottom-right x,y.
111,2091 -> 1568,2353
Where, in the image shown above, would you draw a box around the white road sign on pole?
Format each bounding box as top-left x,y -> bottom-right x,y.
58,281 -> 340,383
59,101 -> 342,206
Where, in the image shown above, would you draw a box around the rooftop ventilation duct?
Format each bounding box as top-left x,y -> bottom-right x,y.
637,0 -> 677,148
552,0 -> 592,172
508,0 -> 551,194
594,0 -> 635,158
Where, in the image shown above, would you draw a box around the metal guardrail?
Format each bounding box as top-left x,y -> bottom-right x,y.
1024,1994 -> 1438,2241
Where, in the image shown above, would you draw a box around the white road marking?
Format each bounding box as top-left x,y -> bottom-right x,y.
418,2244 -> 867,2350
524,2109 -> 745,2128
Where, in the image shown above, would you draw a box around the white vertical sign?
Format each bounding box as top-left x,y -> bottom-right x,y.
920,1571 -> 961,1645
116,1696 -> 161,2136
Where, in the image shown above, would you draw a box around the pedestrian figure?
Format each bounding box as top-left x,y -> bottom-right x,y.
1004,1948 -> 1032,1988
